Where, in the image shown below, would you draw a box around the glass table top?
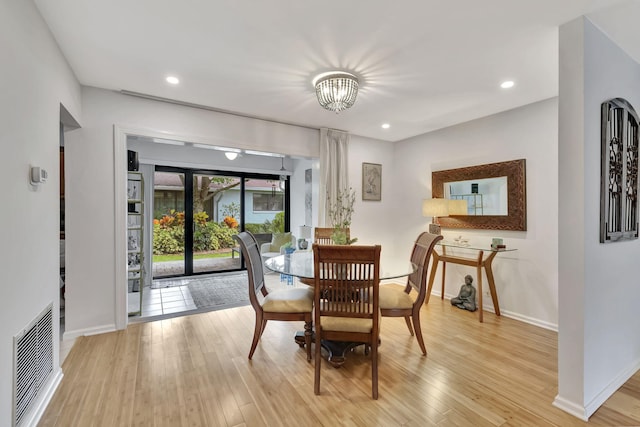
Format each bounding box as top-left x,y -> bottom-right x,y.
264,250 -> 415,280
437,240 -> 517,252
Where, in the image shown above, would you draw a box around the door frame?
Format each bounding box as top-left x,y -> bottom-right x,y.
114,125 -> 292,329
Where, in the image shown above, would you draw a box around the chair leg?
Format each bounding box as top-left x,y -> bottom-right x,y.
248,312 -> 264,360
403,316 -> 415,336
371,338 -> 379,400
314,329 -> 322,395
304,320 -> 312,362
412,312 -> 427,356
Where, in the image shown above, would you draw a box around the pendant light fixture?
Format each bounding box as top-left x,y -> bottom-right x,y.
312,71 -> 359,112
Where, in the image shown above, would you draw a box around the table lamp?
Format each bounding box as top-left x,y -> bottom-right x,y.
422,198 -> 449,235
298,225 -> 312,249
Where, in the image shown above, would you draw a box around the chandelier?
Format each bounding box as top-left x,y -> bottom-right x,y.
313,71 -> 359,112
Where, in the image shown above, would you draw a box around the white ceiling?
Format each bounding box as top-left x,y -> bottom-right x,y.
35,0 -> 639,142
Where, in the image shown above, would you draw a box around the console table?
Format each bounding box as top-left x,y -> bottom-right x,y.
426,242 -> 516,322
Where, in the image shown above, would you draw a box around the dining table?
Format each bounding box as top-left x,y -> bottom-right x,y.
264,249 -> 415,367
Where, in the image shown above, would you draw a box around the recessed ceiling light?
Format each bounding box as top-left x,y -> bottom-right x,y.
500,80 -> 515,89
381,123 -> 390,129
224,152 -> 238,160
166,76 -> 180,85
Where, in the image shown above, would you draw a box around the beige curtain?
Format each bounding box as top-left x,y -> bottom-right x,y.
318,128 -> 349,226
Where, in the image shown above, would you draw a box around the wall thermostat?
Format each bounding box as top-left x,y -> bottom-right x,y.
30,166 -> 48,185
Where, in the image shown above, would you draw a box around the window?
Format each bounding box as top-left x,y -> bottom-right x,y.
253,192 -> 283,212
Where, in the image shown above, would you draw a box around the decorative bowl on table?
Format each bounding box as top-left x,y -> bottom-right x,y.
453,236 -> 469,246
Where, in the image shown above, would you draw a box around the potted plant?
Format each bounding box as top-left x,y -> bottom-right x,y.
328,187 -> 358,245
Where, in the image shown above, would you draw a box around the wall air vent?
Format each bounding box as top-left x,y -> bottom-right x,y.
13,303 -> 54,426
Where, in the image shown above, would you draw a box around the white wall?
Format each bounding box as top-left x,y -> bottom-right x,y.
394,98 -> 559,328
348,135 -> 397,254
556,17 -> 640,419
0,1 -> 81,425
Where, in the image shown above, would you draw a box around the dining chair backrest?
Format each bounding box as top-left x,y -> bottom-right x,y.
407,232 -> 443,303
314,227 -> 350,245
313,244 -> 380,320
233,231 -> 267,312
312,243 -> 381,398
233,231 -> 314,361
378,231 -> 443,356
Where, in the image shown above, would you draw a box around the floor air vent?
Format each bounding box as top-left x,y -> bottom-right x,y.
13,303 -> 53,427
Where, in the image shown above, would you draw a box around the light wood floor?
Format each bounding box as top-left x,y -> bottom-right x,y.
40,285 -> 640,426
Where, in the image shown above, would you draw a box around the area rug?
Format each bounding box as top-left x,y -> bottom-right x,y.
186,272 -> 249,310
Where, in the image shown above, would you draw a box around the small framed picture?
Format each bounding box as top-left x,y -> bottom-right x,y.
127,229 -> 141,251
127,180 -> 139,200
127,253 -> 140,269
362,163 -> 382,201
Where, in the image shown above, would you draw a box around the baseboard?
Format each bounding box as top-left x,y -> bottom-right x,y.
552,395 -> 589,421
21,368 -> 63,427
433,291 -> 558,332
63,323 -> 117,340
553,356 -> 640,420
584,358 -> 640,418
499,309 -> 558,332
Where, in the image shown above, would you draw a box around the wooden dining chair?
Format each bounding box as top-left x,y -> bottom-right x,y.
312,243 -> 381,399
313,227 -> 350,245
233,232 -> 313,361
379,231 -> 442,355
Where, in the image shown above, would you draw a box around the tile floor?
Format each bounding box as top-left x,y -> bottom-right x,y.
138,272 -> 292,319
142,284 -> 197,317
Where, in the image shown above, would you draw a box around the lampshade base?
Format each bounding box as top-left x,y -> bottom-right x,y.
297,238 -> 308,250
428,223 -> 441,235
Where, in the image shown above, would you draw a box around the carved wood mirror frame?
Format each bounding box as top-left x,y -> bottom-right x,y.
432,159 -> 527,231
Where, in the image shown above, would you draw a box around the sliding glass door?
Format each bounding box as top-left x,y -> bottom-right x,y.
152,171 -> 186,277
152,166 -> 288,279
192,173 -> 242,274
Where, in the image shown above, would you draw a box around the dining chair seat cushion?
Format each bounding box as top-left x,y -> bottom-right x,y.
321,316 -> 373,334
262,287 -> 313,313
378,285 -> 415,310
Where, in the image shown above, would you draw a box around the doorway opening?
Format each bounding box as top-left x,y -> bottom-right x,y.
137,165 -> 290,318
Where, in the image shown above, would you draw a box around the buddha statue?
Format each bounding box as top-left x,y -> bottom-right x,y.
451,274 -> 477,312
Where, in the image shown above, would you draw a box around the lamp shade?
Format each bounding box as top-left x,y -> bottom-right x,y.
448,199 -> 468,215
298,225 -> 312,239
422,199 -> 449,218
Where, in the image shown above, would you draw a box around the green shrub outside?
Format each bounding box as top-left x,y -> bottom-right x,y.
153,223 -> 184,254
153,210 -> 240,255
153,210 -> 284,255
245,223 -> 269,234
245,212 -> 285,234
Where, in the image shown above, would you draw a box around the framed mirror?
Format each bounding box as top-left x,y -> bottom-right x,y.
432,159 -> 526,231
